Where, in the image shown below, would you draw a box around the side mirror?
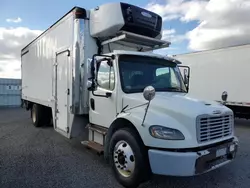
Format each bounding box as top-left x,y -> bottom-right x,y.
96,59 -> 112,85
89,56 -> 108,91
178,65 -> 190,91
89,58 -> 97,91
89,54 -> 115,98
221,91 -> 228,102
141,86 -> 155,126
183,69 -> 189,85
143,86 -> 155,101
87,80 -> 93,90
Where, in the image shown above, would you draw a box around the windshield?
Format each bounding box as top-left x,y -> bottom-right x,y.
119,55 -> 187,93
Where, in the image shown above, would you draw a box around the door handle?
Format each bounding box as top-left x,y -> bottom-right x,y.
105,92 -> 112,98
90,98 -> 95,110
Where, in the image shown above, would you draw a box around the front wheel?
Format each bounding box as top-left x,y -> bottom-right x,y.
109,128 -> 151,188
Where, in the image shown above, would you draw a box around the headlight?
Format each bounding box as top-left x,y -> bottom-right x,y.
149,125 -> 185,140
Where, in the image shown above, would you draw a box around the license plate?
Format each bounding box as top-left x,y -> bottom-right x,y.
216,148 -> 227,157
229,144 -> 235,152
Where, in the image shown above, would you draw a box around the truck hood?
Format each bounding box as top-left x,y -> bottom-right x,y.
121,92 -> 233,149
122,92 -> 231,119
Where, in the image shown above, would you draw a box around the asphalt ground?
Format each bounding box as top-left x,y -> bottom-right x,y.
0,108 -> 249,188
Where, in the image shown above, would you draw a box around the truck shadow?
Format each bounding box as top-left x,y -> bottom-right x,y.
234,118 -> 250,129
68,139 -> 232,188
141,168 -> 227,188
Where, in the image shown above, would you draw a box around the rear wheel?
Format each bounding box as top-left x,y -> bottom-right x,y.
31,104 -> 52,127
43,107 -> 52,126
31,104 -> 43,127
109,128 -> 151,188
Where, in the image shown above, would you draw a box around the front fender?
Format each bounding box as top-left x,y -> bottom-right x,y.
109,109 -> 194,149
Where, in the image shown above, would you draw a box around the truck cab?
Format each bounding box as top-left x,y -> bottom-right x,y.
87,50 -> 238,187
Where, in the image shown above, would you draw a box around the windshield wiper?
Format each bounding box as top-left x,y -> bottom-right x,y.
165,87 -> 186,92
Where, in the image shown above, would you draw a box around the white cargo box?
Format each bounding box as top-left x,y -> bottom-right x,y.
21,7 -> 95,115
21,7 -> 96,138
174,44 -> 250,107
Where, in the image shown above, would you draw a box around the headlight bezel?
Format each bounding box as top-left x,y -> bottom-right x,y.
149,125 -> 185,140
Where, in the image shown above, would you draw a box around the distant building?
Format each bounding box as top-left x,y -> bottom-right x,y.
0,78 -> 21,107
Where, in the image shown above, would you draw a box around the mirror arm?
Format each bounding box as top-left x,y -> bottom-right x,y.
141,101 -> 151,127
120,102 -> 149,113
91,90 -> 111,98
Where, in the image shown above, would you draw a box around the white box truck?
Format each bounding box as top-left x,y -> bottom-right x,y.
21,3 -> 238,187
174,44 -> 250,119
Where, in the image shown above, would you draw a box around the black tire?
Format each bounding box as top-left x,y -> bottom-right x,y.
31,104 -> 44,127
109,128 -> 151,188
43,107 -> 53,126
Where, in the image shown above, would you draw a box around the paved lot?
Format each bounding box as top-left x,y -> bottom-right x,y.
0,108 -> 250,188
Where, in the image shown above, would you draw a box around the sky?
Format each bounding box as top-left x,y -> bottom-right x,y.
1,0 -> 250,78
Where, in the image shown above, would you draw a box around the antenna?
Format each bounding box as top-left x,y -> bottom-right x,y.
169,25 -> 172,44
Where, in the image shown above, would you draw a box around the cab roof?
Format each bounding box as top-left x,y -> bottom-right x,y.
111,50 -> 182,64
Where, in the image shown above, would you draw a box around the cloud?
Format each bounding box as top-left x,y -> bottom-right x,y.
6,17 -> 22,23
163,29 -> 175,35
0,59 -> 21,78
154,47 -> 179,56
146,0 -> 250,51
145,0 -> 207,22
155,29 -> 182,55
162,29 -> 187,43
0,27 -> 42,78
186,0 -> 250,50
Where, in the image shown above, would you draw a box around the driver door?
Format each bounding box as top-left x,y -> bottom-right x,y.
89,59 -> 117,128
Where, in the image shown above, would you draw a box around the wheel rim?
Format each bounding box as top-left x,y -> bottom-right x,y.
113,140 -> 135,178
32,107 -> 36,123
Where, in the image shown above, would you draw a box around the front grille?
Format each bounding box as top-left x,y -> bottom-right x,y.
196,113 -> 233,143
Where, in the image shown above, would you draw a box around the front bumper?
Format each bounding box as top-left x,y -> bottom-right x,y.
148,137 -> 238,176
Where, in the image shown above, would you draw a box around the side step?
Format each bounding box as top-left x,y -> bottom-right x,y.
81,141 -> 104,155
81,124 -> 108,155
86,124 -> 107,135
